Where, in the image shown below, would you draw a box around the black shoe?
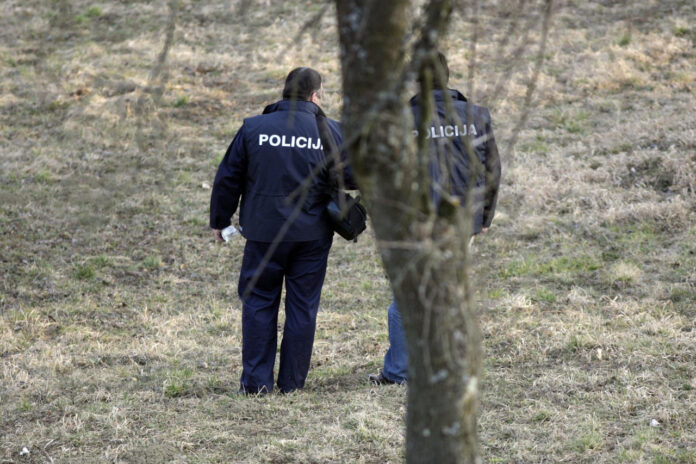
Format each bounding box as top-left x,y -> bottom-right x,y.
368,371 -> 399,385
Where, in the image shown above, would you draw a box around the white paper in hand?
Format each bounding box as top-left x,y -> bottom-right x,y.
221,225 -> 239,242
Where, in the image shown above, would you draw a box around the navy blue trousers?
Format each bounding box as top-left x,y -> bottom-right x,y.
238,236 -> 332,394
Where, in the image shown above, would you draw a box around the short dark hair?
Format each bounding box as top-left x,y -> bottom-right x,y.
282,67 -> 322,101
419,52 -> 450,89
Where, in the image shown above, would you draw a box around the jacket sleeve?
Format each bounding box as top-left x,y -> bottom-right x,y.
482,111 -> 501,228
209,125 -> 247,229
328,119 -> 359,190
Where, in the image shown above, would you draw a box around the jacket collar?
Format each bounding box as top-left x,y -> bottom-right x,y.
409,88 -> 468,106
262,99 -> 321,115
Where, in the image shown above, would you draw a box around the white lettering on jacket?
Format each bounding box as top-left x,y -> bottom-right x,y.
413,124 -> 479,139
259,134 -> 323,150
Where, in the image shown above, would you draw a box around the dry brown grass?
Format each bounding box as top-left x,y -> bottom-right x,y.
2,0 -> 695,462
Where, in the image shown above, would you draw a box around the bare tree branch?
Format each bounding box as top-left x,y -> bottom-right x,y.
135,0 -> 178,153
275,1 -> 332,62
505,0 -> 555,154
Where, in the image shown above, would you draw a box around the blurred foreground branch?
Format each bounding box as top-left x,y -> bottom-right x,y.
135,0 -> 179,154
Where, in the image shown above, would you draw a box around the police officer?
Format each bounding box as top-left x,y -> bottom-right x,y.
369,52 -> 501,385
210,67 -> 355,394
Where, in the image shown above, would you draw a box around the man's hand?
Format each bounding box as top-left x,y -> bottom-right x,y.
481,227 -> 489,233
213,229 -> 224,242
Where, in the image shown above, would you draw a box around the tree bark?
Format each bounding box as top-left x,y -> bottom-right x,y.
335,1 -> 482,462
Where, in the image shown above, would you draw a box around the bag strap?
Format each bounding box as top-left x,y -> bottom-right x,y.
314,107 -> 343,191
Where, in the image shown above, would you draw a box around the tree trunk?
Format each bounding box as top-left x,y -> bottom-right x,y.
335,1 -> 481,462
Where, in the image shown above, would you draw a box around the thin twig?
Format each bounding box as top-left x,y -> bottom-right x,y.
274,1 -> 332,62
505,0 -> 555,155
135,0 -> 178,153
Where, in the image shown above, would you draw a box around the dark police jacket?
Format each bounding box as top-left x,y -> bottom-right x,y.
410,89 -> 501,234
210,100 -> 354,242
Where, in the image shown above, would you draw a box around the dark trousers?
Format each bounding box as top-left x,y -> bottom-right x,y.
238,236 -> 332,393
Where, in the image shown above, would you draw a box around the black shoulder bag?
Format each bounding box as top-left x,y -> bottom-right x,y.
315,110 -> 367,242
326,191 -> 367,242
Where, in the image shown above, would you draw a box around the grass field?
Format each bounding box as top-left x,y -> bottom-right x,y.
1,0 -> 695,462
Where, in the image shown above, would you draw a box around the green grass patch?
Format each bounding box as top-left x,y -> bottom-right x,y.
311,364 -> 353,382
174,96 -> 189,107
212,153 -> 225,166
86,6 -> 103,18
206,377 -> 229,394
569,420 -> 604,452
34,169 -> 54,184
142,255 -> 162,271
625,426 -> 659,452
532,287 -> 557,304
565,333 -> 597,353
606,261 -> 642,285
548,108 -> 591,135
175,171 -> 193,185
674,26 -> 690,37
24,259 -> 52,279
73,263 -> 96,281
618,449 -> 641,462
90,255 -> 114,268
654,449 -> 696,464
603,142 -> 634,156
618,33 -> 632,46
17,398 -> 33,412
669,287 -> 696,303
487,288 -> 505,300
164,367 -> 194,398
187,216 -> 206,227
500,254 -> 601,279
606,223 -> 661,255
673,26 -> 696,43
564,122 -> 584,135
519,135 -> 549,155
75,6 -> 102,23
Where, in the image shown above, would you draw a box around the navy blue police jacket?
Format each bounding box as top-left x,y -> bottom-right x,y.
410,89 -> 501,234
210,99 -> 356,242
